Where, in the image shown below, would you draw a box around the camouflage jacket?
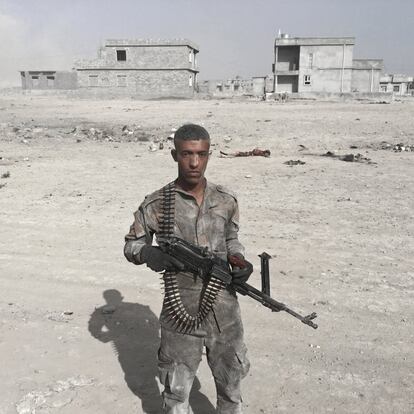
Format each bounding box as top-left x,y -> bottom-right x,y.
124,180 -> 245,331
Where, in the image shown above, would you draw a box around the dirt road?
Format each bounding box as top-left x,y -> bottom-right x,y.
1,94 -> 413,413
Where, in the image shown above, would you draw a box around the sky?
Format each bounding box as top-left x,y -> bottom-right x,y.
1,0 -> 413,87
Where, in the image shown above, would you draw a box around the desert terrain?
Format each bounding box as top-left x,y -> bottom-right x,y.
0,92 -> 413,414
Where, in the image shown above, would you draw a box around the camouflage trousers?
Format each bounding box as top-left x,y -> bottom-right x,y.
158,314 -> 250,414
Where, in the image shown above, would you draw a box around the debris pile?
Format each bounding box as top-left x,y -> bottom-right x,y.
0,123 -> 49,143
379,142 -> 414,152
322,151 -> 375,164
16,376 -> 95,414
0,169 -> 9,189
284,160 -> 306,166
45,310 -> 74,323
0,122 -> 160,144
73,126 -> 115,142
220,148 -> 271,158
361,141 -> 414,152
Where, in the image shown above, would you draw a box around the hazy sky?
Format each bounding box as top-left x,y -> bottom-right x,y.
1,0 -> 413,86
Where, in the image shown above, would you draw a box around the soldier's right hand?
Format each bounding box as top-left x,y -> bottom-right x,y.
140,246 -> 185,273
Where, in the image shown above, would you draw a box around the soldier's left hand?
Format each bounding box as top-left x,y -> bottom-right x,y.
228,254 -> 253,284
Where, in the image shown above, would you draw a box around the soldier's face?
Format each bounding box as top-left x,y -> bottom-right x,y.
172,139 -> 210,185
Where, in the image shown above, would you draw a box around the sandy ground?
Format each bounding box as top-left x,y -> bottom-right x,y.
0,93 -> 413,414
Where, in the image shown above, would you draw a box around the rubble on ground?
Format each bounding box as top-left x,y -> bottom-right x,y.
379,142 -> 414,152
0,170 -> 10,189
16,376 -> 95,414
322,151 -> 376,164
0,122 -> 159,144
220,148 -> 271,158
357,141 -> 414,152
284,160 -> 306,166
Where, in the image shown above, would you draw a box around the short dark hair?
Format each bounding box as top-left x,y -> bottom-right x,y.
174,124 -> 210,147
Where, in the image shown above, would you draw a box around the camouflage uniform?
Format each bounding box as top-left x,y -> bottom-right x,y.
124,181 -> 250,414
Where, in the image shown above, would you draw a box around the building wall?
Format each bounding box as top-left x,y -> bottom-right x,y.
81,45 -> 196,70
298,69 -> 353,93
351,59 -> 383,92
21,71 -> 77,90
381,82 -> 409,95
352,70 -> 382,92
198,79 -> 253,96
252,77 -> 266,96
75,40 -> 199,97
303,44 -> 353,68
298,44 -> 354,93
379,74 -> 413,95
77,69 -> 195,97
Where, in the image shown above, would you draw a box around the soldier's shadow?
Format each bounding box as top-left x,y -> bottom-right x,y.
88,289 -> 215,414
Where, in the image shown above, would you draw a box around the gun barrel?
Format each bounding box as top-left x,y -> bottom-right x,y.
234,282 -> 318,329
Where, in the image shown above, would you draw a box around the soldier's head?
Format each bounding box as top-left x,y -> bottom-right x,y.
172,124 -> 211,186
103,289 -> 123,305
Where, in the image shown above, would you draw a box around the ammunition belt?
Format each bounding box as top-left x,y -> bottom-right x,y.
159,181 -> 225,333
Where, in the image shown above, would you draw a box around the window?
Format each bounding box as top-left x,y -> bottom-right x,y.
234,84 -> 240,92
189,74 -> 193,87
117,75 -> 127,87
117,50 -> 127,61
381,85 -> 387,92
393,85 -> 400,92
47,76 -> 55,87
89,75 -> 98,87
304,75 -> 311,86
189,51 -> 193,63
32,76 -> 39,87
309,53 -> 313,68
101,77 -> 110,87
216,84 -> 223,92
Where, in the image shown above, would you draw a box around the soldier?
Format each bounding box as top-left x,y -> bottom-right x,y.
124,124 -> 253,414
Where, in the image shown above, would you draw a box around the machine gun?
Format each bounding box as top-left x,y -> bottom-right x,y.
159,237 -> 318,329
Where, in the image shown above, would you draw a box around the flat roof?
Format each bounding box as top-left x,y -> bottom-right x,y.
275,36 -> 355,46
353,59 -> 384,69
380,74 -> 414,82
20,70 -> 74,74
105,38 -> 199,51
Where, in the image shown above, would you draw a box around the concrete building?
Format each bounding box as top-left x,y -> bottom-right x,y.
351,59 -> 384,92
198,78 -> 253,96
20,70 -> 77,90
199,76 -> 274,98
272,34 -> 384,94
74,39 -> 199,98
380,74 -> 414,95
273,35 -> 355,93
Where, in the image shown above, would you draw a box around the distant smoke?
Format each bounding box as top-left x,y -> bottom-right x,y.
0,12 -> 75,87
0,12 -> 26,86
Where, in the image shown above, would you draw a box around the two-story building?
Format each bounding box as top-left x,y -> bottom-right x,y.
273,35 -> 355,93
74,39 -> 199,98
272,34 -> 384,94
